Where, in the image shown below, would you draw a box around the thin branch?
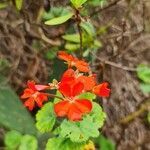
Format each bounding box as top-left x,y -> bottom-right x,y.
119,100 -> 150,124
77,22 -> 83,58
91,52 -> 136,72
75,9 -> 83,58
91,0 -> 122,16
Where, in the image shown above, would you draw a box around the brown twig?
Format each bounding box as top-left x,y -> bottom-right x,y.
75,9 -> 83,58
119,100 -> 150,124
91,52 -> 136,71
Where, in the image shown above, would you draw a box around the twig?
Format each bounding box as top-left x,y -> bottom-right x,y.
75,9 -> 83,58
91,0 -> 122,16
119,100 -> 150,124
91,52 -> 136,71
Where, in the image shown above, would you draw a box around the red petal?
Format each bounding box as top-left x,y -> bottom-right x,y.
62,69 -> 75,78
75,60 -> 89,72
75,99 -> 92,113
67,104 -> 82,121
35,93 -> 48,107
24,97 -> 35,111
57,51 -> 74,62
27,81 -> 36,91
77,75 -> 96,91
72,82 -> 84,96
93,82 -> 110,97
21,88 -> 34,99
59,83 -> 72,97
54,101 -> 70,117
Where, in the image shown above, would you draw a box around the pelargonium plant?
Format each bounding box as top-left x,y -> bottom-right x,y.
21,51 -> 110,149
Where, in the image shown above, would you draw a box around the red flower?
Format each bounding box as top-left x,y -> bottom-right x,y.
54,71 -> 92,121
21,81 -> 49,110
92,82 -> 110,97
58,51 -> 90,72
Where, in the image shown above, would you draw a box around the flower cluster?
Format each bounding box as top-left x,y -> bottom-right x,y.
21,51 -> 110,121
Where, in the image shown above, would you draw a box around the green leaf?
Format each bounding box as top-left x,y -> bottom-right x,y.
59,103 -> 106,143
36,102 -> 56,133
94,40 -> 102,48
140,84 -> 150,93
80,116 -> 100,138
78,92 -> 96,100
90,102 -> 106,127
80,22 -> 96,37
137,64 -> 150,83
43,7 -> 71,20
62,34 -> 80,43
19,135 -> 38,150
45,11 -> 73,25
71,0 -> 88,8
0,81 -> 37,135
96,135 -> 116,150
65,43 -> 80,51
0,2 -> 7,9
60,120 -> 87,142
5,130 -> 22,150
46,137 -> 84,150
15,0 -> 23,10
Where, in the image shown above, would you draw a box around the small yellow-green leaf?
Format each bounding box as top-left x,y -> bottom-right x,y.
71,0 -> 88,8
15,0 -> 23,10
45,12 -> 73,25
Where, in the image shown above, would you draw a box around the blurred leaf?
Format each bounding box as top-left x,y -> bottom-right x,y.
147,112 -> 150,124
19,135 -> 37,150
140,84 -> 150,93
0,80 -> 37,135
137,64 -> 150,83
94,40 -> 102,48
80,21 -> 96,37
5,130 -> 22,150
43,7 -> 71,21
0,2 -> 7,9
87,0 -> 107,7
65,43 -> 80,51
62,34 -> 80,43
36,102 -> 56,133
78,92 -> 96,100
71,0 -> 88,8
15,0 -> 23,10
45,11 -> 73,25
96,135 -> 116,150
45,47 -> 58,60
46,138 -> 84,150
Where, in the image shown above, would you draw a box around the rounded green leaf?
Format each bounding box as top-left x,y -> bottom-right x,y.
46,138 -> 84,150
36,102 -> 56,133
137,64 -> 150,83
5,130 -> 22,150
45,11 -> 74,25
19,135 -> 37,150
